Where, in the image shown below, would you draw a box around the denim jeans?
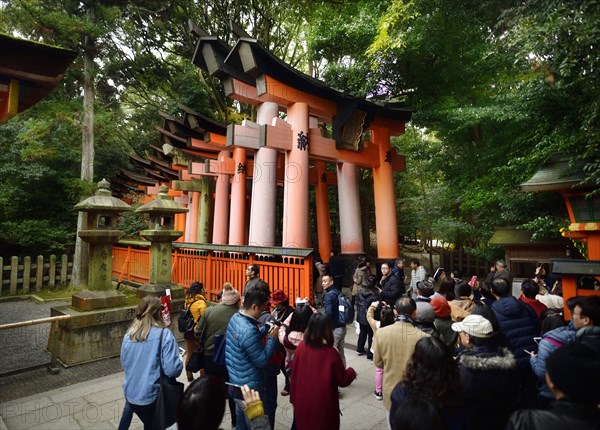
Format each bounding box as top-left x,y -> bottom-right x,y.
117,400 -> 133,430
129,403 -> 155,430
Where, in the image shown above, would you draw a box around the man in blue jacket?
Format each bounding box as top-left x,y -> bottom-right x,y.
323,274 -> 347,366
490,277 -> 540,408
226,287 -> 279,430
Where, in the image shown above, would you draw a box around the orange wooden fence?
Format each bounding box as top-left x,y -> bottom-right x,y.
112,241 -> 314,302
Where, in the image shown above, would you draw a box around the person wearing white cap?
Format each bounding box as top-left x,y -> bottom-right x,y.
452,314 -> 519,430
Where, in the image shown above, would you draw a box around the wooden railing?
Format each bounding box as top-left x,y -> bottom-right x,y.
0,254 -> 71,295
113,241 -> 314,302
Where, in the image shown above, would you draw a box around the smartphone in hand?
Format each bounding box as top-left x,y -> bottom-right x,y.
469,275 -> 478,288
225,382 -> 244,400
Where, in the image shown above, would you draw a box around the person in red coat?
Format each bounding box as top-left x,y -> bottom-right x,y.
290,313 -> 357,430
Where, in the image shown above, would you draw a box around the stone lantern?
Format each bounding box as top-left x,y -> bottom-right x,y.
136,184 -> 188,298
72,178 -> 130,311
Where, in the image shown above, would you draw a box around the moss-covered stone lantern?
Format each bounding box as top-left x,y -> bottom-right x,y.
72,178 -> 131,311
135,184 -> 188,298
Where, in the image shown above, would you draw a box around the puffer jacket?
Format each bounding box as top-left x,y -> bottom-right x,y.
576,325 -> 600,353
505,399 -> 600,430
491,297 -> 540,369
185,294 -> 207,330
225,311 -> 277,391
356,288 -> 377,326
458,347 -> 519,430
530,324 -> 576,399
379,274 -> 403,304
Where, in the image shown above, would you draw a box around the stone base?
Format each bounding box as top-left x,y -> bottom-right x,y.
47,300 -> 185,367
47,305 -> 136,366
72,289 -> 127,311
137,283 -> 184,299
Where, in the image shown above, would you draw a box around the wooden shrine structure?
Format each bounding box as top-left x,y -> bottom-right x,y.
521,155 -> 600,318
112,26 -> 413,299
0,34 -> 76,124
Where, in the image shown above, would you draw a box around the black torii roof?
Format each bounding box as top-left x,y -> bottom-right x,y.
191,28 -> 413,124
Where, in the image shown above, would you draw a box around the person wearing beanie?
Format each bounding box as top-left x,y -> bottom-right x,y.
414,301 -> 441,340
506,342 -> 600,430
452,314 -> 519,430
430,296 -> 457,348
194,285 -> 241,428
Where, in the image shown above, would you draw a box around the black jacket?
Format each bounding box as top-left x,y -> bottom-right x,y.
379,274 -> 404,304
505,399 -> 600,430
356,288 -> 377,326
324,286 -> 345,329
457,347 -> 519,430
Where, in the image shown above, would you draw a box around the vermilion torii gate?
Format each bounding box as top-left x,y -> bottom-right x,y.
114,29 -> 413,278
184,28 -> 412,262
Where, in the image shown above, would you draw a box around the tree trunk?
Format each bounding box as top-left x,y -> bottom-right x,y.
72,6 -> 96,288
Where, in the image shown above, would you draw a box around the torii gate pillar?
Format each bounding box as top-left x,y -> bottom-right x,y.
337,162 -> 364,254
213,150 -> 231,244
372,126 -> 399,258
283,102 -> 310,248
249,102 -> 279,246
315,160 -> 332,261
229,147 -> 247,245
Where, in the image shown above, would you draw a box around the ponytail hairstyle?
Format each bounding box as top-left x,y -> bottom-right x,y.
128,295 -> 164,342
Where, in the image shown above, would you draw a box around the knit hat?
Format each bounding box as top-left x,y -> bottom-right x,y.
270,289 -> 288,305
451,314 -> 493,338
415,302 -> 435,324
546,342 -> 600,405
221,288 -> 240,306
295,297 -> 309,306
430,296 -> 451,318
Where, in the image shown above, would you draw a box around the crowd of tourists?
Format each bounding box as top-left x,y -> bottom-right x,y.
117,259 -> 600,430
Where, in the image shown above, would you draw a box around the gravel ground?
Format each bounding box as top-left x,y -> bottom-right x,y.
0,298 -> 68,375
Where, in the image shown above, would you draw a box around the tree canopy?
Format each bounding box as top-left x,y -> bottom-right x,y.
1,0 -> 598,257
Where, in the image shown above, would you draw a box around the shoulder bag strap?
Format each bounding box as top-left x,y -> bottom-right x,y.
197,306 -> 211,348
158,328 -> 165,383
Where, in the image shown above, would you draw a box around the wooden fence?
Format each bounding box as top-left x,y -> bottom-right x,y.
0,254 -> 72,295
437,248 -> 491,277
112,242 -> 314,302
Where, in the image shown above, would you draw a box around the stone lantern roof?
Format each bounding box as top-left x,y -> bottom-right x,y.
135,184 -> 188,215
73,179 -> 131,212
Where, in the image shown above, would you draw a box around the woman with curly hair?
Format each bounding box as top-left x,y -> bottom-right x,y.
389,336 -> 465,430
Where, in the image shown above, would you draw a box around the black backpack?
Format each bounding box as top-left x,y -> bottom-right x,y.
178,307 -> 195,333
337,293 -> 355,325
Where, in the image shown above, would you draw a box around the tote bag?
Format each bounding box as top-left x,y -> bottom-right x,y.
153,329 -> 184,430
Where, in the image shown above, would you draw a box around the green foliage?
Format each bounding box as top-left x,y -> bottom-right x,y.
0,220 -> 73,257
117,197 -> 148,240
521,216 -> 570,241
2,0 -> 597,258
